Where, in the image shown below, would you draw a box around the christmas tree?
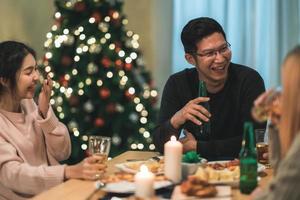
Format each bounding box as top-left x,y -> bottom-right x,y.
40,0 -> 158,164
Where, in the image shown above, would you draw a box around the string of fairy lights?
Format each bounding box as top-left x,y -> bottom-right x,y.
41,0 -> 158,153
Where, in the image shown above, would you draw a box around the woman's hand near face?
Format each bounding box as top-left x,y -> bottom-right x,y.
64,155 -> 107,180
170,97 -> 211,129
252,90 -> 281,126
38,76 -> 53,118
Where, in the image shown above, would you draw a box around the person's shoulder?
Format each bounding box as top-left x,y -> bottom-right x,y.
230,63 -> 263,80
230,62 -> 260,74
169,67 -> 197,80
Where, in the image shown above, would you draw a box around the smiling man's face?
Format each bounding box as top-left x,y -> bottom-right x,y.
186,32 -> 232,87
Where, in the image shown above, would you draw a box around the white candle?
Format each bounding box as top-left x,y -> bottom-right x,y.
164,135 -> 183,183
134,165 -> 155,198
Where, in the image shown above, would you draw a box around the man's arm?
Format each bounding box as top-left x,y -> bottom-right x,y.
153,75 -> 210,153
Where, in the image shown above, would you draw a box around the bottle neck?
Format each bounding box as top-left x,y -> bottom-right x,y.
242,122 -> 256,150
199,80 -> 207,97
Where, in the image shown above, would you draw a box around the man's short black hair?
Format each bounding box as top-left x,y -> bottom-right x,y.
181,17 -> 226,54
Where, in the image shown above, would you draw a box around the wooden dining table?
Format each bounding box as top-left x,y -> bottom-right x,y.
31,151 -> 273,200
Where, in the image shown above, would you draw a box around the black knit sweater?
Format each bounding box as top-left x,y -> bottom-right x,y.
153,63 -> 266,160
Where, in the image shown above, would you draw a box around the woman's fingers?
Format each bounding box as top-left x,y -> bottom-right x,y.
83,168 -> 106,180
81,158 -> 107,180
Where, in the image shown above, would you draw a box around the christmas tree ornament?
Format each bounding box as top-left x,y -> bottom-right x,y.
61,55 -> 72,66
99,87 -> 111,99
91,11 -> 102,23
74,1 -> 86,12
124,63 -> 132,70
101,56 -> 111,68
69,94 -> 79,106
94,117 -> 105,127
115,59 -> 123,69
106,103 -> 116,113
125,90 -> 134,100
59,76 -> 69,87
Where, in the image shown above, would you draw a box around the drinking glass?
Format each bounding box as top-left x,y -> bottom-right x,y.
254,129 -> 270,167
88,136 -> 111,164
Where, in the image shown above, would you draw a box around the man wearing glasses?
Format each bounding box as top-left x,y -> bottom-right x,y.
153,17 -> 266,160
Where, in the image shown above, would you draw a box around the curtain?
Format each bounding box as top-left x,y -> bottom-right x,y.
171,0 -> 300,88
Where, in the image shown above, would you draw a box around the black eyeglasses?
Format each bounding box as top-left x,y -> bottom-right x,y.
193,42 -> 231,59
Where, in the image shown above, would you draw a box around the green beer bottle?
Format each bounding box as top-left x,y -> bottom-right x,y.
239,121 -> 258,194
198,80 -> 210,137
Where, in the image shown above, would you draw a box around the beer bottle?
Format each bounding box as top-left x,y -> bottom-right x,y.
198,80 -> 211,137
239,121 -> 258,194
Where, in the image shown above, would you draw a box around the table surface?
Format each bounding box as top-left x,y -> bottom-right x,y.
32,151 -> 272,200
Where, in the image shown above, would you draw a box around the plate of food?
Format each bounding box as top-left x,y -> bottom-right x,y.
207,160 -> 266,173
115,157 -> 164,174
194,160 -> 265,187
173,175 -> 231,199
101,172 -> 172,193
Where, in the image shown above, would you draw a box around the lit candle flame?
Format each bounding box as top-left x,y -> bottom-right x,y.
171,135 -> 177,141
140,164 -> 149,173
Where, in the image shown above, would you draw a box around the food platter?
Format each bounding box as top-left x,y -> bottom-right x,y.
207,160 -> 266,172
172,184 -> 232,200
194,160 -> 265,187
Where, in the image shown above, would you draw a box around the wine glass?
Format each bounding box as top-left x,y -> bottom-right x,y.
88,136 -> 111,160
88,136 -> 111,179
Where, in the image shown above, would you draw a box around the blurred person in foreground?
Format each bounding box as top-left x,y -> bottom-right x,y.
0,41 -> 106,200
250,45 -> 300,200
153,17 -> 266,160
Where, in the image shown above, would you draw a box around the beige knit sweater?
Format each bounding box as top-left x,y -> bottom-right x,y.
0,99 -> 71,200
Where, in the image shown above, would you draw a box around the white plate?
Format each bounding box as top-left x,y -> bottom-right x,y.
115,156 -> 207,175
115,160 -> 164,175
102,180 -> 172,193
115,156 -> 164,174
